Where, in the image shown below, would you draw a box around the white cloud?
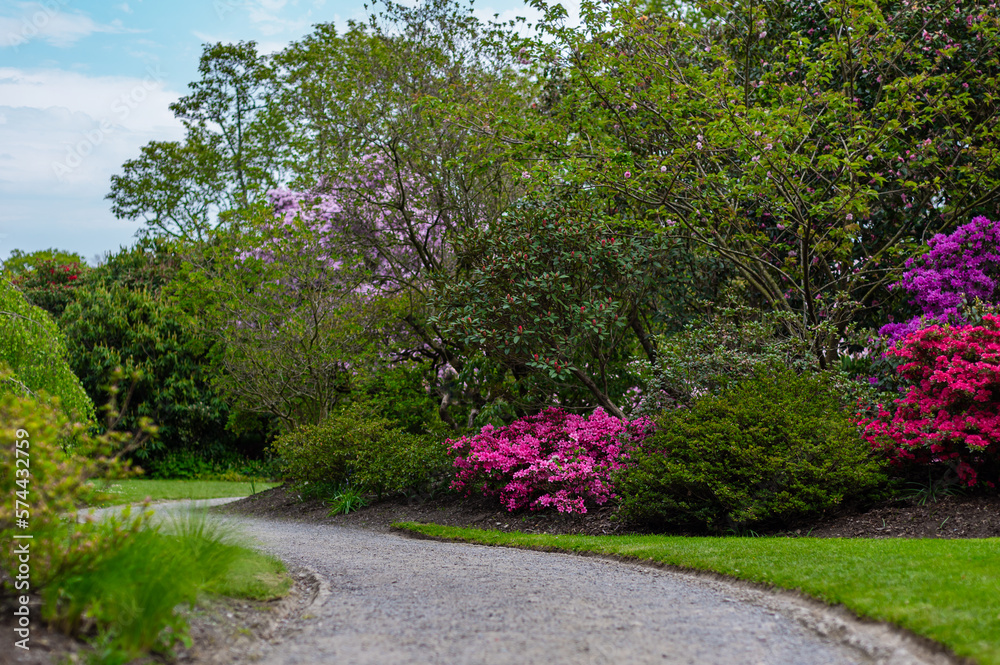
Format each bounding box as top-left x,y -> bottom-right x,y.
0,2 -> 131,49
245,2 -> 310,37
473,0 -> 581,33
0,68 -> 185,260
0,67 -> 180,133
117,2 -> 133,14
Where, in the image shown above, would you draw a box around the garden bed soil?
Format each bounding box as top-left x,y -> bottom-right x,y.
220,485 -> 1000,539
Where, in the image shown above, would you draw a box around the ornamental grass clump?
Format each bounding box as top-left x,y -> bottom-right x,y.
445,407 -> 653,514
861,316 -> 1000,488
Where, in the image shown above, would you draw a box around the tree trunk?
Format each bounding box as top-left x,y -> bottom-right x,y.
570,368 -> 626,419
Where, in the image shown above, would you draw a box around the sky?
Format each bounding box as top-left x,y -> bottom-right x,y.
0,0 -> 562,264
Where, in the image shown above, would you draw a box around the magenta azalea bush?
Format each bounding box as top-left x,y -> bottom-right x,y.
861,316 -> 1000,488
446,407 -> 653,514
881,216 -> 1000,341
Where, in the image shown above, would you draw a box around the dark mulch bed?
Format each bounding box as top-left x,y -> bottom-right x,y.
221,485 -> 1000,539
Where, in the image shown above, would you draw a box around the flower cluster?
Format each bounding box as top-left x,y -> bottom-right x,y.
445,407 -> 653,514
880,216 -> 1000,340
860,316 -> 1000,487
263,153 -> 448,292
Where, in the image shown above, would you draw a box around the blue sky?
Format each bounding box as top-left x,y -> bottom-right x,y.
0,0 -> 557,263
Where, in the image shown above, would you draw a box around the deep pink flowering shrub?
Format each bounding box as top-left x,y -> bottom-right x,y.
446,407 -> 653,514
861,315 -> 1000,487
880,216 -> 1000,341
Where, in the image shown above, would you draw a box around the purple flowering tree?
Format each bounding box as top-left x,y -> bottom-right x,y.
181,197 -> 411,429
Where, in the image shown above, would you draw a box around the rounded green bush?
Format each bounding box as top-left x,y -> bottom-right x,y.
271,402 -> 452,500
616,367 -> 887,532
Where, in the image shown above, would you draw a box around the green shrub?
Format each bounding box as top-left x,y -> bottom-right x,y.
144,448 -> 216,479
143,448 -> 278,481
0,389 -> 124,588
0,278 -> 94,422
356,363 -> 446,435
631,303 -> 873,415
616,367 -> 887,532
7,256 -> 88,319
272,402 -> 452,500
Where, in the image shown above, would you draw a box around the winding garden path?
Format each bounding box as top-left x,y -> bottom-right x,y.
222,515 -> 954,665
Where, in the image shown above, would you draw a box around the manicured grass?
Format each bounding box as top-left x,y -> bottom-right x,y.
216,548 -> 293,601
395,523 -> 1000,665
88,479 -> 279,506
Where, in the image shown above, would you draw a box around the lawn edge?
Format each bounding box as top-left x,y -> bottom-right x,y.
392,521 -> 976,665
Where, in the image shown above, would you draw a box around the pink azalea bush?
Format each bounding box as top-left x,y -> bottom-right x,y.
446,407 -> 653,514
860,315 -> 1000,487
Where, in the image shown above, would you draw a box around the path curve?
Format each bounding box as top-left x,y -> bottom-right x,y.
216,516 -> 958,665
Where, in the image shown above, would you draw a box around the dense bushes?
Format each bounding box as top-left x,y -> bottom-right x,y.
61,286 -> 225,452
617,368 -> 886,532
271,402 -> 452,499
8,257 -> 87,319
631,305 -> 815,414
862,317 -> 1000,488
446,407 -> 653,514
60,277 -> 270,470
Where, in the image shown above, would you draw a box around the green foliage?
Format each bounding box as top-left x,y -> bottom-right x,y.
1,248 -> 87,276
635,304 -> 813,412
435,197 -> 666,417
87,236 -> 184,295
326,486 -> 368,515
178,212 -> 403,430
0,278 -> 94,422
271,402 -> 452,500
616,367 -> 887,532
473,0 -> 1000,363
143,448 -> 216,480
355,363 -> 446,435
60,283 -> 235,459
140,448 -> 278,481
57,241 -> 274,473
107,42 -> 283,240
2,249 -> 88,318
43,512 -> 288,662
0,390 -> 122,583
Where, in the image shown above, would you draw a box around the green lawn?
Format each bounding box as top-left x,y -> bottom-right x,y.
87,478 -> 279,506
395,523 -> 1000,665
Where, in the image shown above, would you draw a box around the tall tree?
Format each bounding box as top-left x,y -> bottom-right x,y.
108,42 -> 286,239
467,0 -> 1000,365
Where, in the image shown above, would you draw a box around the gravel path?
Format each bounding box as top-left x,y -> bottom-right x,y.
219,517 -> 957,665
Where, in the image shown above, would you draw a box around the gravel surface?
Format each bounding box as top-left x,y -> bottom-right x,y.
223,517 -> 960,665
